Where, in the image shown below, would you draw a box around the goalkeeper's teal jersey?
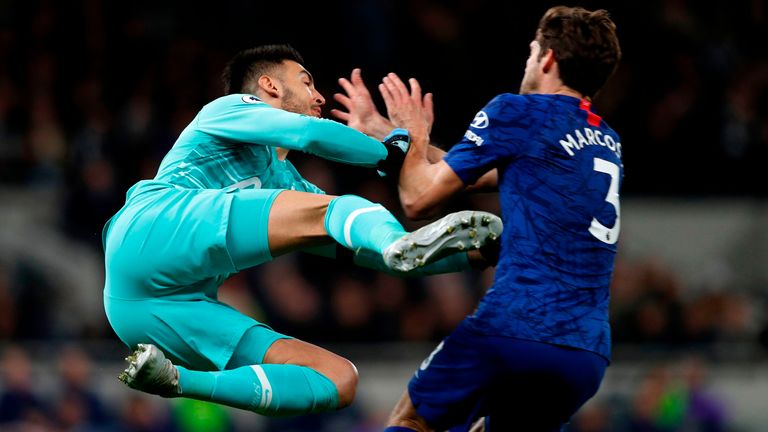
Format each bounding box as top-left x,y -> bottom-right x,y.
153,93 -> 387,192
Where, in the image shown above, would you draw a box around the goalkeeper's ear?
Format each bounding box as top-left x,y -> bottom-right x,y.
256,75 -> 281,99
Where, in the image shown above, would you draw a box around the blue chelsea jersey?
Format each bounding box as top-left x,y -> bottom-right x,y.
444,94 -> 623,361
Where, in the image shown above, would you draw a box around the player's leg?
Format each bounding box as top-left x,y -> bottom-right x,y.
226,190 -> 401,268
323,195 -> 502,272
107,185 -> 498,293
384,324 -> 607,432
265,191 -> 406,258
109,189 -> 390,415
257,337 -> 358,409
107,188 -> 349,416
171,327 -> 356,416
241,190 -> 502,272
116,300 -> 352,416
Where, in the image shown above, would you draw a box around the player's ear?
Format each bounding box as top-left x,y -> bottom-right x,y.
541,49 -> 556,73
257,75 -> 281,99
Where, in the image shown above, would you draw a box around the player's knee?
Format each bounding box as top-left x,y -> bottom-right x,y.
334,359 -> 359,408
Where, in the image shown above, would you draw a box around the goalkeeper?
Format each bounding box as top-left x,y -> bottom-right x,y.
103,44 -> 502,417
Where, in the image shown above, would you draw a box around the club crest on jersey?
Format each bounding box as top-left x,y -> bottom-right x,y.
241,95 -> 261,104
470,110 -> 489,129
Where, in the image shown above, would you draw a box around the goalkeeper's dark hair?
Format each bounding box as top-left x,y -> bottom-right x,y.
536,6 -> 621,99
222,44 -> 305,95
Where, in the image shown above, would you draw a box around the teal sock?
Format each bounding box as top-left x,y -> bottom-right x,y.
177,364 -> 338,416
324,195 -> 406,253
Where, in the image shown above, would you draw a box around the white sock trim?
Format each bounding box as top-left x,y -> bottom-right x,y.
250,365 -> 273,410
343,205 -> 386,248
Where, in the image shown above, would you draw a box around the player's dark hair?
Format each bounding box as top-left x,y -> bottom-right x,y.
536,6 -> 621,98
221,44 -> 305,95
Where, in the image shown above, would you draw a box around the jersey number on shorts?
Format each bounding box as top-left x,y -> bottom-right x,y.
588,158 -> 620,245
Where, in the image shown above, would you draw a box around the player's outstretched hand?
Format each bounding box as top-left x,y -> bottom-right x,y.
379,73 -> 432,148
332,68 -> 392,140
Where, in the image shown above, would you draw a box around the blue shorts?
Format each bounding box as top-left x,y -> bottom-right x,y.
103,181 -> 289,370
408,320 -> 607,432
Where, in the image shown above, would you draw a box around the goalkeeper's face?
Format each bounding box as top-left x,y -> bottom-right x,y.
278,60 -> 326,118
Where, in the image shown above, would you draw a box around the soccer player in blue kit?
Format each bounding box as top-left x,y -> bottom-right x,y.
103,44 -> 502,418
373,6 -> 623,431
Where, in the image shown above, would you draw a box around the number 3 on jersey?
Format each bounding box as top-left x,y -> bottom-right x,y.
589,158 -> 620,245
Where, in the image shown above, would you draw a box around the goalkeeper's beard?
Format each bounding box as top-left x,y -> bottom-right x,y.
282,87 -> 314,117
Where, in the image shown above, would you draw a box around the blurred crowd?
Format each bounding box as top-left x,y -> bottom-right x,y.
568,357 -> 730,432
0,343 -> 734,432
610,255 -> 760,352
0,343 -> 335,432
1,0 -> 767,430
0,0 -> 766,211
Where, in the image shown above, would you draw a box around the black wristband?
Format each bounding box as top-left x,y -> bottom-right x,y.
377,129 -> 410,178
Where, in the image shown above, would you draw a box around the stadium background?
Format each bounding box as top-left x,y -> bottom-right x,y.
0,0 -> 767,430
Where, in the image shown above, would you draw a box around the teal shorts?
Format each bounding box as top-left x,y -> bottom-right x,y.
104,295 -> 288,371
103,181 -> 290,370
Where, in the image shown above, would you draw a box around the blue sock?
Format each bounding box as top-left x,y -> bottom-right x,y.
324,195 -> 406,253
384,427 -> 418,431
177,364 -> 338,415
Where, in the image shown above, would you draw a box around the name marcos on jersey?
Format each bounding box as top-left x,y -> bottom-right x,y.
559,127 -> 621,159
